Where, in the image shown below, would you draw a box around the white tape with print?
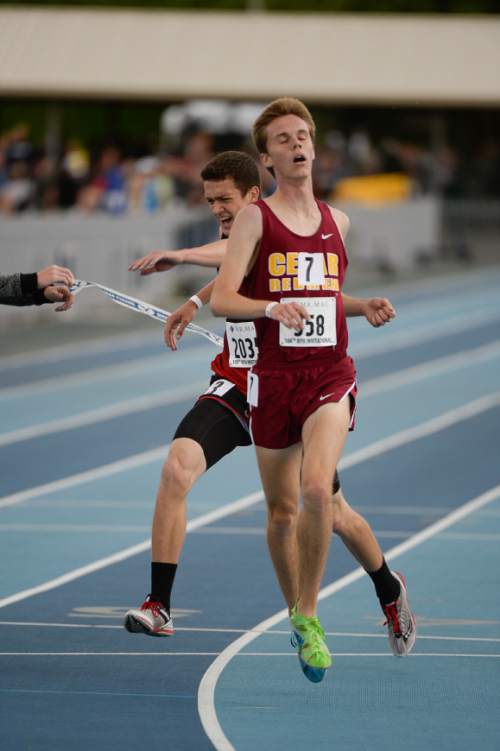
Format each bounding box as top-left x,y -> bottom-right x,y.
71,279 -> 223,348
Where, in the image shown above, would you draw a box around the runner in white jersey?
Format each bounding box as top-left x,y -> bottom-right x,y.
124,151 -> 408,655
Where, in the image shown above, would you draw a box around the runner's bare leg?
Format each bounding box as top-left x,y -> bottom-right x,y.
256,443 -> 303,610
331,490 -> 384,572
152,438 -> 207,562
298,399 -> 350,616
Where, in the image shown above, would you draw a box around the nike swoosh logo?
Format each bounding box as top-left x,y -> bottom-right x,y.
319,392 -> 335,401
321,233 -> 333,240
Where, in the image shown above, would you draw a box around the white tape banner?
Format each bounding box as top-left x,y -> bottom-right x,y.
71,280 -> 223,348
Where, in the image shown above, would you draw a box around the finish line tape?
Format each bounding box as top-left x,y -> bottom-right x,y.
71,280 -> 223,348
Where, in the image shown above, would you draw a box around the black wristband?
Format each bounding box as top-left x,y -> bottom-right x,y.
20,272 -> 39,294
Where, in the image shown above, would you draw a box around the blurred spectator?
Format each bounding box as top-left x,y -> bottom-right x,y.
59,139 -> 90,208
162,130 -> 215,204
128,155 -> 175,214
0,116 -> 498,216
0,160 -> 34,214
77,146 -> 127,214
4,123 -> 34,165
468,139 -> 500,197
33,154 -> 59,210
313,132 -> 350,199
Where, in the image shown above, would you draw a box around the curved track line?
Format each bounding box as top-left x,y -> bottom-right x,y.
197,483 -> 500,751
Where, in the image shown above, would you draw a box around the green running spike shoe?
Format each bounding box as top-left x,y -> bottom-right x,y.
290,607 -> 332,683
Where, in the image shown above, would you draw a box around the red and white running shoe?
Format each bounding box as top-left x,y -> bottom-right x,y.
124,596 -> 174,636
383,572 -> 416,656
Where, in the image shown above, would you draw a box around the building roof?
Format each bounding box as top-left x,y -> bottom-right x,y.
0,8 -> 499,105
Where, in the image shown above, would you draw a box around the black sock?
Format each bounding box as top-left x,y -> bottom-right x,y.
367,559 -> 400,607
150,562 -> 177,613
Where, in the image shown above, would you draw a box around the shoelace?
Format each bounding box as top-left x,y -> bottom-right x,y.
294,617 -> 327,659
383,602 -> 403,638
141,599 -> 165,619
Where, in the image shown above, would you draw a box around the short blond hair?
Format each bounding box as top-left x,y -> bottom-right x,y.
252,97 -> 316,154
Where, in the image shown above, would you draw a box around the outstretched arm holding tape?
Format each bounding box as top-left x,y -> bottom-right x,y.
0,265 -> 75,310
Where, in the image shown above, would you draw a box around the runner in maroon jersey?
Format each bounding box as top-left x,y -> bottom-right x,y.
212,100 -> 416,681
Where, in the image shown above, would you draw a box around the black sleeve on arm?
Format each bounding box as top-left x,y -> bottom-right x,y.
20,273 -> 38,294
20,273 -> 47,305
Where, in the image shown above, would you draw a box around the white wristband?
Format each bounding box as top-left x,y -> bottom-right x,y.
265,301 -> 278,318
189,295 -> 203,310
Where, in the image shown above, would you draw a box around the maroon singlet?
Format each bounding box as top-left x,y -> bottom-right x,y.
245,199 -> 357,448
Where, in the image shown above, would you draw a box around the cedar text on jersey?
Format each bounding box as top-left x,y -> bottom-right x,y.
267,251 -> 340,293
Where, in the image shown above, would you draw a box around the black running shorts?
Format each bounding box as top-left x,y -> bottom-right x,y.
174,385 -> 251,470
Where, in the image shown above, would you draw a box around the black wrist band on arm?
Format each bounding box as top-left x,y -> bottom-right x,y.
20,273 -> 38,294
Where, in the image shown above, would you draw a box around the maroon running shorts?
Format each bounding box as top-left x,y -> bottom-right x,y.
249,356 -> 357,449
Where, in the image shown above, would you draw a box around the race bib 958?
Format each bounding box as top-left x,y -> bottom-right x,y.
279,296 -> 336,348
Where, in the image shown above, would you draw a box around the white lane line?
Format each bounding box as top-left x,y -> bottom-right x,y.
1,391 -> 499,603
356,505 -> 500,518
0,445 -> 169,510
1,621 -> 499,643
23,501 -> 455,514
356,266 -> 500,300
190,527 -> 497,541
251,503 -> 453,517
23,500 -> 153,509
348,504 -> 452,516
360,340 -> 500,399
1,331 -> 499,482
438,532 -> 500,541
22,498 -> 446,517
0,524 -> 152,533
191,526 -> 264,536
189,526 -> 500,541
27,500 -> 500,517
0,491 -> 263,609
1,307 -> 499,444
3,380 -> 498,521
0,334 -> 500,508
0,329 -> 161,371
0,354 -> 167,398
340,391 -> 500,471
1,651 -> 499,659
0,346 -> 209,399
0,687 -> 196,699
2,333 -> 499,448
0,381 -> 205,448
0,652 -> 220,657
353,309 -> 500,359
237,653 -> 500,658
197,482 -> 500,751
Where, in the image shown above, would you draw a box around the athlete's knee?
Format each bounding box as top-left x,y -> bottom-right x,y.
267,499 -> 298,535
302,479 -> 333,513
160,444 -> 203,496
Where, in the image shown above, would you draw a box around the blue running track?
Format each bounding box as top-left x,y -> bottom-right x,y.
0,267 -> 499,750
